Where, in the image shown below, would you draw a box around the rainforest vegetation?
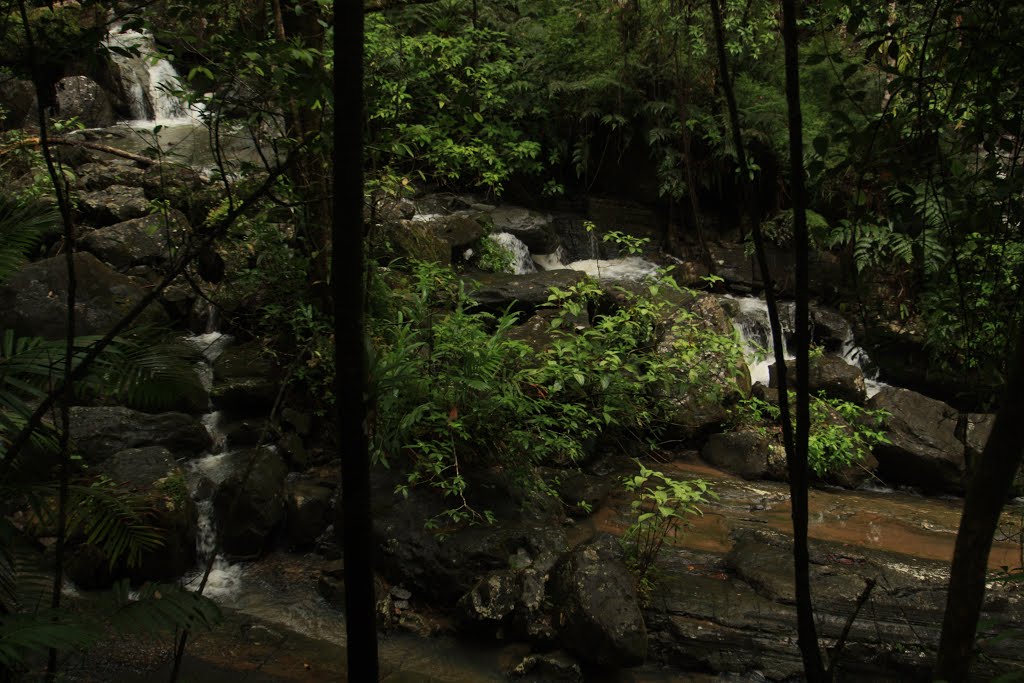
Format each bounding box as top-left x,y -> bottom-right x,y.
1,0 -> 1023,680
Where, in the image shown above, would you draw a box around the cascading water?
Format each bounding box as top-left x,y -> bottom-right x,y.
723,294 -> 888,397
182,332 -> 243,598
104,25 -> 200,125
487,232 -> 536,274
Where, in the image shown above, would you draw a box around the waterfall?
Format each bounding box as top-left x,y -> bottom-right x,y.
724,295 -> 888,397
105,25 -> 200,124
488,232 -> 536,274
183,332 -> 243,598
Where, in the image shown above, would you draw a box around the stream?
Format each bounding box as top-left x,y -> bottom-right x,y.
71,35 -> 1023,679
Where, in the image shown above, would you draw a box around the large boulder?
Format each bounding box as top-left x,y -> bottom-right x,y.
77,184 -> 151,226
55,76 -> 117,128
0,78 -> 38,130
284,478 -> 334,549
211,342 -> 283,414
867,387 -> 965,493
78,209 -> 190,271
142,164 -> 207,216
489,206 -> 559,254
68,406 -> 212,464
0,252 -> 168,340
370,472 -> 569,604
213,448 -> 288,560
769,355 -> 867,405
456,566 -> 555,642
75,161 -> 147,192
701,431 -> 785,481
370,218 -> 450,265
551,534 -> 647,667
66,446 -> 197,588
468,270 -> 588,315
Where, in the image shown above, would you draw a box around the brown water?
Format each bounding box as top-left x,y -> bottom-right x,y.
584,459 -> 1023,574
167,460 -> 1022,682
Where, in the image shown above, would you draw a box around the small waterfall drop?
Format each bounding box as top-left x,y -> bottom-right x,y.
183,332 -> 243,598
105,24 -> 201,125
724,295 -> 888,397
487,232 -> 536,274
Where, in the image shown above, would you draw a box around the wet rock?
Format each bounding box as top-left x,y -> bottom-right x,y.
213,447 -> 288,560
0,252 -> 169,340
142,164 -> 207,215
769,355 -> 867,405
708,242 -> 842,298
77,184 -> 151,226
284,479 -> 333,549
457,566 -> 555,642
278,432 -> 308,468
371,476 -> 569,603
281,407 -> 313,436
0,78 -> 36,130
68,406 -> 212,464
701,431 -> 781,481
555,470 -> 612,518
316,559 -> 346,608
959,412 -> 995,466
55,76 -> 117,128
508,651 -> 583,682
78,209 -> 190,271
75,161 -> 147,191
867,387 -> 965,493
68,447 -> 197,587
664,396 -> 731,445
371,218 -> 450,264
505,310 -> 559,353
212,342 -> 282,414
430,212 -> 489,251
489,206 -> 559,254
468,270 -> 587,315
552,534 -> 647,667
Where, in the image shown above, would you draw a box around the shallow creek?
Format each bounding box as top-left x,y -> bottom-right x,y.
153,457 -> 1021,681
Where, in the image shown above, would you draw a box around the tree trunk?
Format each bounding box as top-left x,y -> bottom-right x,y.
335,1 -> 379,680
935,316 -> 1024,680
780,0 -> 825,677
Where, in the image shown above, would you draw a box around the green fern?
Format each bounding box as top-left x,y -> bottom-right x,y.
0,196 -> 55,283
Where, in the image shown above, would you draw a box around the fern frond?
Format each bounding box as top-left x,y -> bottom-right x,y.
0,614 -> 96,668
0,197 -> 56,284
65,480 -> 164,570
105,580 -> 222,636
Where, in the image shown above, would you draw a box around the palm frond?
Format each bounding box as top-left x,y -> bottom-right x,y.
0,614 -> 96,669
65,479 -> 164,571
0,196 -> 56,284
105,580 -> 222,636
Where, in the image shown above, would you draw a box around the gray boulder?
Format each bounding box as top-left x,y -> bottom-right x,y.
468,270 -> 587,315
0,252 -> 168,340
867,387 -> 965,493
77,184 -> 151,226
284,479 -> 333,549
489,206 -> 559,253
702,431 -> 784,481
75,161 -> 147,191
78,209 -> 189,271
213,448 -> 288,560
212,342 -> 282,414
69,406 -> 212,464
55,76 -> 117,128
552,534 -> 647,667
769,355 -> 867,405
0,78 -> 36,130
67,446 -> 197,588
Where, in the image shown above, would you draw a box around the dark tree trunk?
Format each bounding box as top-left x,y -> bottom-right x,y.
335,1 -> 379,680
708,0 -> 824,678
780,0 -> 825,677
936,316 -> 1024,680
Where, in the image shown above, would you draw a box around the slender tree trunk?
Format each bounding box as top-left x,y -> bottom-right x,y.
780,0 -> 825,678
936,316 -> 1024,680
335,2 -> 379,680
708,0 -> 823,678
16,3 -> 77,678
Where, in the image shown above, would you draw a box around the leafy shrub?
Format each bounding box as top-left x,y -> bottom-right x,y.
622,461 -> 715,589
735,394 -> 889,477
370,260 -> 745,525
